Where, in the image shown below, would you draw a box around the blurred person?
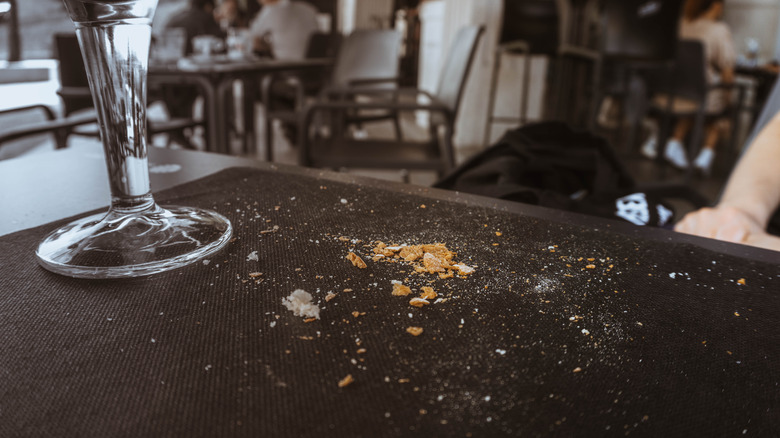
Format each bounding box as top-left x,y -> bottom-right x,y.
675,110 -> 780,252
165,0 -> 225,55
642,0 -> 736,174
248,0 -> 319,59
215,0 -> 245,29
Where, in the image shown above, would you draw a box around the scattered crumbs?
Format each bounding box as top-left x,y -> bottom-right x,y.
351,311 -> 362,318
281,289 -> 321,320
340,198 -> 348,204
260,225 -> 280,234
202,260 -> 210,265
453,263 -> 475,275
248,272 -> 263,278
205,364 -> 212,371
246,251 -> 259,261
669,272 -> 676,279
737,278 -> 746,285
581,329 -> 590,335
585,264 -> 596,269
357,348 -> 367,354
270,321 -> 277,328
495,349 -> 506,355
573,367 -> 582,373
420,204 -> 426,209
398,378 -> 410,383
734,312 -> 740,317
409,297 -> 430,308
347,252 -> 367,269
419,286 -> 437,300
304,317 -> 317,323
325,292 -> 337,302
406,326 -> 424,336
343,288 -> 353,292
495,231 -> 502,236
150,338 -> 156,343
338,374 -> 354,388
392,282 -> 412,296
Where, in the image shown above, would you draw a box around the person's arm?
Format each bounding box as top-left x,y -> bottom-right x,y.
675,110 -> 780,250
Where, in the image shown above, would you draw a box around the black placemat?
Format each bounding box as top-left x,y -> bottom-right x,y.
1,166 -> 778,437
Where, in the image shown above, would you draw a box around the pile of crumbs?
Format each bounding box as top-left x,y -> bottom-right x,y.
282,289 -> 320,320
370,242 -> 475,278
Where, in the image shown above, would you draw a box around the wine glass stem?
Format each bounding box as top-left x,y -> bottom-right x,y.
76,21 -> 155,214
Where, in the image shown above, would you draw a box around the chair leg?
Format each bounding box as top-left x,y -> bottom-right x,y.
265,110 -> 274,162
392,110 -> 403,142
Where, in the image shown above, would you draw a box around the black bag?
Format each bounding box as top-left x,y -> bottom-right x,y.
435,122 -> 705,228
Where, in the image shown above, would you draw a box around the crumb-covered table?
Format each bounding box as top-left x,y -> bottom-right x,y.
1,161 -> 779,437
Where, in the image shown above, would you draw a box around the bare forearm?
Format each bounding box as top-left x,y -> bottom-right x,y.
719,111 -> 780,227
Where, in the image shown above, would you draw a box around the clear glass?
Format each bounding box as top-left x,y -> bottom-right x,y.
36,0 -> 232,278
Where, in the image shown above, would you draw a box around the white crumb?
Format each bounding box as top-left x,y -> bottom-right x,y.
247,251 -> 259,261
454,263 -> 475,274
282,289 -> 321,319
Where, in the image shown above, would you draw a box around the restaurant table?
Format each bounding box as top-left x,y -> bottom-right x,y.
149,56 -> 331,155
1,147 -> 779,437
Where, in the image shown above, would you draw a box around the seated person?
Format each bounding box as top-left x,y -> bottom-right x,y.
675,110 -> 780,252
642,0 -> 736,174
248,0 -> 319,60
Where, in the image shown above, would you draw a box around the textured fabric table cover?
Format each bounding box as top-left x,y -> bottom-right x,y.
1,166 -> 778,437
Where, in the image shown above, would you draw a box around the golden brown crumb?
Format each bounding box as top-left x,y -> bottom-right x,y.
409,297 -> 429,308
304,318 -> 317,323
585,264 -> 596,269
573,367 -> 582,373
338,374 -> 354,388
352,311 -> 361,318
495,231 -> 502,236
398,378 -> 410,383
346,252 -> 367,269
248,272 -> 263,278
419,286 -> 437,300
420,204 -> 426,209
400,246 -> 424,262
406,326 -> 423,336
737,278 -> 746,285
392,283 -> 412,296
422,252 -> 446,273
357,348 -> 367,354
325,292 -> 337,302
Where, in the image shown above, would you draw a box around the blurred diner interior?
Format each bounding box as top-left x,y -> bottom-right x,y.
2,0 -> 780,231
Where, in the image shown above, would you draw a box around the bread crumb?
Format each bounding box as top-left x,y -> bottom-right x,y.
325,292 -> 337,302
422,252 -> 446,273
304,317 -> 317,323
346,252 -> 367,269
585,264 -> 596,269
409,297 -> 429,308
406,326 -> 423,336
338,374 -> 354,388
573,367 -> 582,373
248,272 -> 263,278
737,278 -> 746,285
281,289 -> 320,319
453,263 -> 475,275
392,282 -> 412,296
246,251 -> 259,261
419,286 -> 437,300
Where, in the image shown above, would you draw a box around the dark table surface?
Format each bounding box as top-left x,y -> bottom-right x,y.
0,147 -> 778,437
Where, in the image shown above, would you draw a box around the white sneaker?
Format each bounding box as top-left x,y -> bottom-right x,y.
663,139 -> 689,169
693,148 -> 715,175
640,136 -> 657,159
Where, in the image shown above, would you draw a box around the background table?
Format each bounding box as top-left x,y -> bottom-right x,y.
0,149 -> 778,437
149,56 -> 331,155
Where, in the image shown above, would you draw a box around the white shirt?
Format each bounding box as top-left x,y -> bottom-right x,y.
249,0 -> 320,60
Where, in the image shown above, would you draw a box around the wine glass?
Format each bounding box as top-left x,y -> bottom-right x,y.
36,0 -> 232,278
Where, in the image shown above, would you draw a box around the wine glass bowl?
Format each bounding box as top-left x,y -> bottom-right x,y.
36,0 -> 232,278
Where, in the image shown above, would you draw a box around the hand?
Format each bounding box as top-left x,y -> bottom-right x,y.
674,206 -> 764,244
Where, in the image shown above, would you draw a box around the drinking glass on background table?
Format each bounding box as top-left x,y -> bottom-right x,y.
36,0 -> 232,278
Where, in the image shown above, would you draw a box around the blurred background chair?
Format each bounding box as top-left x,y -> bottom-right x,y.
298,25 -> 484,179
483,0 -> 559,146
0,105 -> 96,156
54,33 -> 202,149
553,0 -> 684,140
644,40 -> 746,178
259,31 -> 344,161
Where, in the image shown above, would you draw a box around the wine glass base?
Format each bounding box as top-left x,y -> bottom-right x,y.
36,205 -> 232,279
